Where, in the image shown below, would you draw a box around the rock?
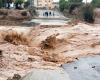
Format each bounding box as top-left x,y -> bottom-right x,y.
74,67 -> 77,69
12,74 -> 21,80
92,66 -> 95,68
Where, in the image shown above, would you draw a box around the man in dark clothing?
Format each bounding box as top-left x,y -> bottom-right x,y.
49,12 -> 51,16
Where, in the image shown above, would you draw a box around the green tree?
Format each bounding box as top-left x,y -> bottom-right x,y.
91,0 -> 100,7
68,0 -> 82,3
59,0 -> 67,11
15,0 -> 25,9
0,0 -> 3,8
68,0 -> 82,14
59,0 -> 83,12
82,4 -> 94,23
15,0 -> 24,4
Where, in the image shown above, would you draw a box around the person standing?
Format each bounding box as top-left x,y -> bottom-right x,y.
47,12 -> 48,17
49,12 -> 51,16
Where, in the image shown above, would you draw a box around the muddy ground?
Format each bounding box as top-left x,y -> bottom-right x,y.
0,9 -> 31,26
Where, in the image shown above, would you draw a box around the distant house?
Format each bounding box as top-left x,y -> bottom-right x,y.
33,0 -> 54,9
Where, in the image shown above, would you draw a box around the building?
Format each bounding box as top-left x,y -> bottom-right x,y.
34,0 -> 54,9
53,2 -> 59,9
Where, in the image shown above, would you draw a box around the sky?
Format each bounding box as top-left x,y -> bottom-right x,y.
53,0 -> 92,3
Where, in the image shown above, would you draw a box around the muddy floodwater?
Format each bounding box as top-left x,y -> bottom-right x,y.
1,23 -> 100,80
21,56 -> 100,80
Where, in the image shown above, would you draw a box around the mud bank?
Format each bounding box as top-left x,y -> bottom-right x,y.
0,9 -> 31,26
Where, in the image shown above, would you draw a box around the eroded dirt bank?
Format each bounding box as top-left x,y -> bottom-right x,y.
0,23 -> 100,80
0,9 -> 31,26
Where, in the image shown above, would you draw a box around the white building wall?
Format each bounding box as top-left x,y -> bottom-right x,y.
34,0 -> 38,7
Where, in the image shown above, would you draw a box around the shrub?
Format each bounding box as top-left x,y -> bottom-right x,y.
15,0 -> 24,4
69,3 -> 81,14
59,0 -> 68,12
82,4 -> 95,23
91,0 -> 100,8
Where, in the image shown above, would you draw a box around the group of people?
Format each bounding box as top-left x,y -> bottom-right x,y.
6,2 -> 24,9
43,11 -> 55,17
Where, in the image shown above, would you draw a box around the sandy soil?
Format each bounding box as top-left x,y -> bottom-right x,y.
0,23 -> 100,80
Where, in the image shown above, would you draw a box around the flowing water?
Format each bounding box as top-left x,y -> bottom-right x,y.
21,56 -> 100,80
